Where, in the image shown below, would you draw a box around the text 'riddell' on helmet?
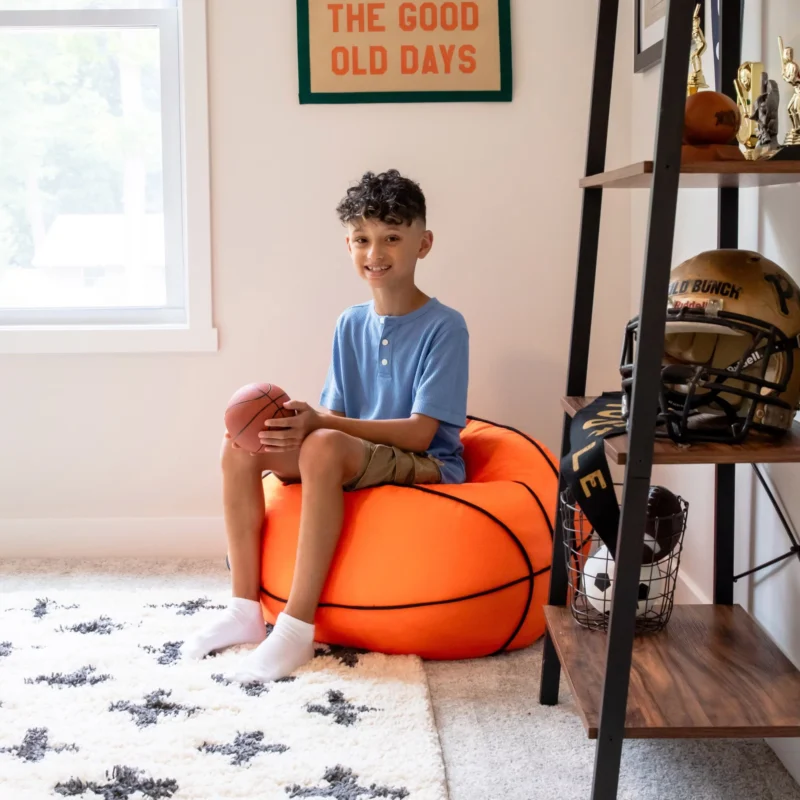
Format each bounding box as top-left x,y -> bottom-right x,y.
620,250 -> 800,444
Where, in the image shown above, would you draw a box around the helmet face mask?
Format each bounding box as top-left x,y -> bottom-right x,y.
620,251 -> 800,444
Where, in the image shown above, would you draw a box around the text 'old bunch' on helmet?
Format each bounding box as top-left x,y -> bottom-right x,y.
620,250 -> 800,444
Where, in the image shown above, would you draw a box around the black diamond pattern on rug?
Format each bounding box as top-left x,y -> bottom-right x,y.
211,672 -> 296,697
140,641 -> 183,665
307,690 -> 377,727
145,597 -> 226,616
198,731 -> 288,765
57,615 -> 124,635
286,766 -> 409,799
0,641 -> 12,658
25,665 -> 112,688
32,598 -> 79,619
109,689 -> 201,727
54,765 -> 178,799
313,642 -> 369,669
0,727 -> 78,763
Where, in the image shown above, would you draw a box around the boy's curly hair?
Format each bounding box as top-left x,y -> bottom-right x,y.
336,169 -> 427,227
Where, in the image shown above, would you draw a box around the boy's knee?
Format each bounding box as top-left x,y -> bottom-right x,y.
220,433 -> 252,471
299,430 -> 350,478
220,433 -> 233,465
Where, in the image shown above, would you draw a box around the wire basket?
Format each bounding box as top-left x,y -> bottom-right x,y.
561,487 -> 688,634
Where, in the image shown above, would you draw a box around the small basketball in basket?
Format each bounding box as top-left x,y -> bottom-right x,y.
224,383 -> 294,453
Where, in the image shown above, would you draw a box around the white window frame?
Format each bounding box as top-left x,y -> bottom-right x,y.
0,0 -> 217,354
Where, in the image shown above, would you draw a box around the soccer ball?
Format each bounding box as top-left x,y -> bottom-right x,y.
581,545 -> 669,617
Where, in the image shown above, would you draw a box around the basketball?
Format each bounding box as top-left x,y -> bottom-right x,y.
684,90 -> 741,145
224,383 -> 294,453
642,485 -> 685,564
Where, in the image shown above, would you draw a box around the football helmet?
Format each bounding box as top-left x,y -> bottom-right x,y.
620,250 -> 800,443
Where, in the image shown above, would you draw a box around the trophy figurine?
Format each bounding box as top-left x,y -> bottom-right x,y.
681,3 -> 741,164
779,37 -> 800,146
748,71 -> 781,158
734,61 -> 765,155
687,4 -> 708,95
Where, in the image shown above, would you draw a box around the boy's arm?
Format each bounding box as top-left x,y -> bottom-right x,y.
318,413 -> 439,454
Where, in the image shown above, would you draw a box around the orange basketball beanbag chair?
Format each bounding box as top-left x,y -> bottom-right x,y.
260,417 -> 557,660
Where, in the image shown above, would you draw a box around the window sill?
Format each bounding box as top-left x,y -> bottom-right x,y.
0,325 -> 219,354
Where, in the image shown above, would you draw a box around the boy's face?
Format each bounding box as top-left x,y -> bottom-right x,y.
346,217 -> 433,288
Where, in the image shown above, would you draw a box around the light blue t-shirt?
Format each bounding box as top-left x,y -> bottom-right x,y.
319,297 -> 469,484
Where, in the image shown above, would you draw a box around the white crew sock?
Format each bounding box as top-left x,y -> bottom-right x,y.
231,612 -> 315,683
182,597 -> 266,659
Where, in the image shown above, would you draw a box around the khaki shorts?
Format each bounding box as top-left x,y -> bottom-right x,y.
273,439 -> 443,492
345,440 -> 443,492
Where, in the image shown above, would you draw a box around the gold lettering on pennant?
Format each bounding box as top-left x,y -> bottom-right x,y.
580,470 -> 607,498
571,441 -> 597,471
589,426 -> 616,438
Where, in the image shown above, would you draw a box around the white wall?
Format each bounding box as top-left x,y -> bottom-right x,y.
626,0 -> 800,781
0,0 -> 632,558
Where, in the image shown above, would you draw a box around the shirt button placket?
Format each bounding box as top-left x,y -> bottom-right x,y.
380,322 -> 391,372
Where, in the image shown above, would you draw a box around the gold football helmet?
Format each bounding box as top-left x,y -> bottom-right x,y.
620,250 -> 800,443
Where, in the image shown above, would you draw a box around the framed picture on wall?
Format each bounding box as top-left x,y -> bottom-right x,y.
635,0 -> 705,73
296,0 -> 513,104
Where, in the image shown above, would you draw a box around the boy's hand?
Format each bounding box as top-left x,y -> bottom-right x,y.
258,400 -> 321,451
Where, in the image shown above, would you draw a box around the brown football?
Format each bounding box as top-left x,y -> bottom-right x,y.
684,90 -> 742,145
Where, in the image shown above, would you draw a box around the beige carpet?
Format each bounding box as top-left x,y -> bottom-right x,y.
426,643 -> 800,800
3,559 -> 799,800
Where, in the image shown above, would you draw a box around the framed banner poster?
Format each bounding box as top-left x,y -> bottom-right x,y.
297,1 -> 512,104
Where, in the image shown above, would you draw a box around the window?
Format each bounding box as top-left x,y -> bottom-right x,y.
0,0 -> 216,353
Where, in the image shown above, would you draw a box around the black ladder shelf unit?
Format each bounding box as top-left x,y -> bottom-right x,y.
538,1 -> 800,799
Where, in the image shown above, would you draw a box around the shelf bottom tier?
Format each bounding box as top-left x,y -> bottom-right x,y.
544,604 -> 800,739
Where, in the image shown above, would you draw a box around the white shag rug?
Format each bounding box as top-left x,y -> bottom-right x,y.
0,589 -> 448,800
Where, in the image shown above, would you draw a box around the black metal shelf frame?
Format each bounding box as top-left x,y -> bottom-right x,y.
537,1 -> 743,798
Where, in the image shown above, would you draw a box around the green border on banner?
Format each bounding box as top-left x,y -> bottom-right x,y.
296,0 -> 513,104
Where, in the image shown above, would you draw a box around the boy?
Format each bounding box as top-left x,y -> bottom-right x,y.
185,170 -> 470,683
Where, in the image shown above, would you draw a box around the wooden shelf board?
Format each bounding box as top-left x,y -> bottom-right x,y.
561,396 -> 800,465
545,604 -> 800,739
580,160 -> 800,189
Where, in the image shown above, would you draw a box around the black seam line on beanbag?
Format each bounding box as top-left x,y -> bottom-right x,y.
407,484 -> 534,654
260,568 -> 550,612
466,414 -> 559,479
512,481 -> 554,541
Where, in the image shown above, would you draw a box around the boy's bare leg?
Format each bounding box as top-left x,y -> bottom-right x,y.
232,429 -> 365,683
221,433 -> 301,601
182,433 -> 301,659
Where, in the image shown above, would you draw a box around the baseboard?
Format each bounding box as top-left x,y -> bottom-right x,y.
0,517 -> 226,559
675,570 -> 712,605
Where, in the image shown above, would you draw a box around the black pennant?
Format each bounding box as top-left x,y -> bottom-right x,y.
560,393 -> 626,557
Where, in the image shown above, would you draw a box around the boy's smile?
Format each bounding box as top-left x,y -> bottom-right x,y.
347,218 -> 433,288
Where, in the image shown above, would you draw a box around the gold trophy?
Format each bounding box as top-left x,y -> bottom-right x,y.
682,4 -> 742,163
687,4 -> 708,96
779,37 -> 800,146
734,61 -> 765,156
